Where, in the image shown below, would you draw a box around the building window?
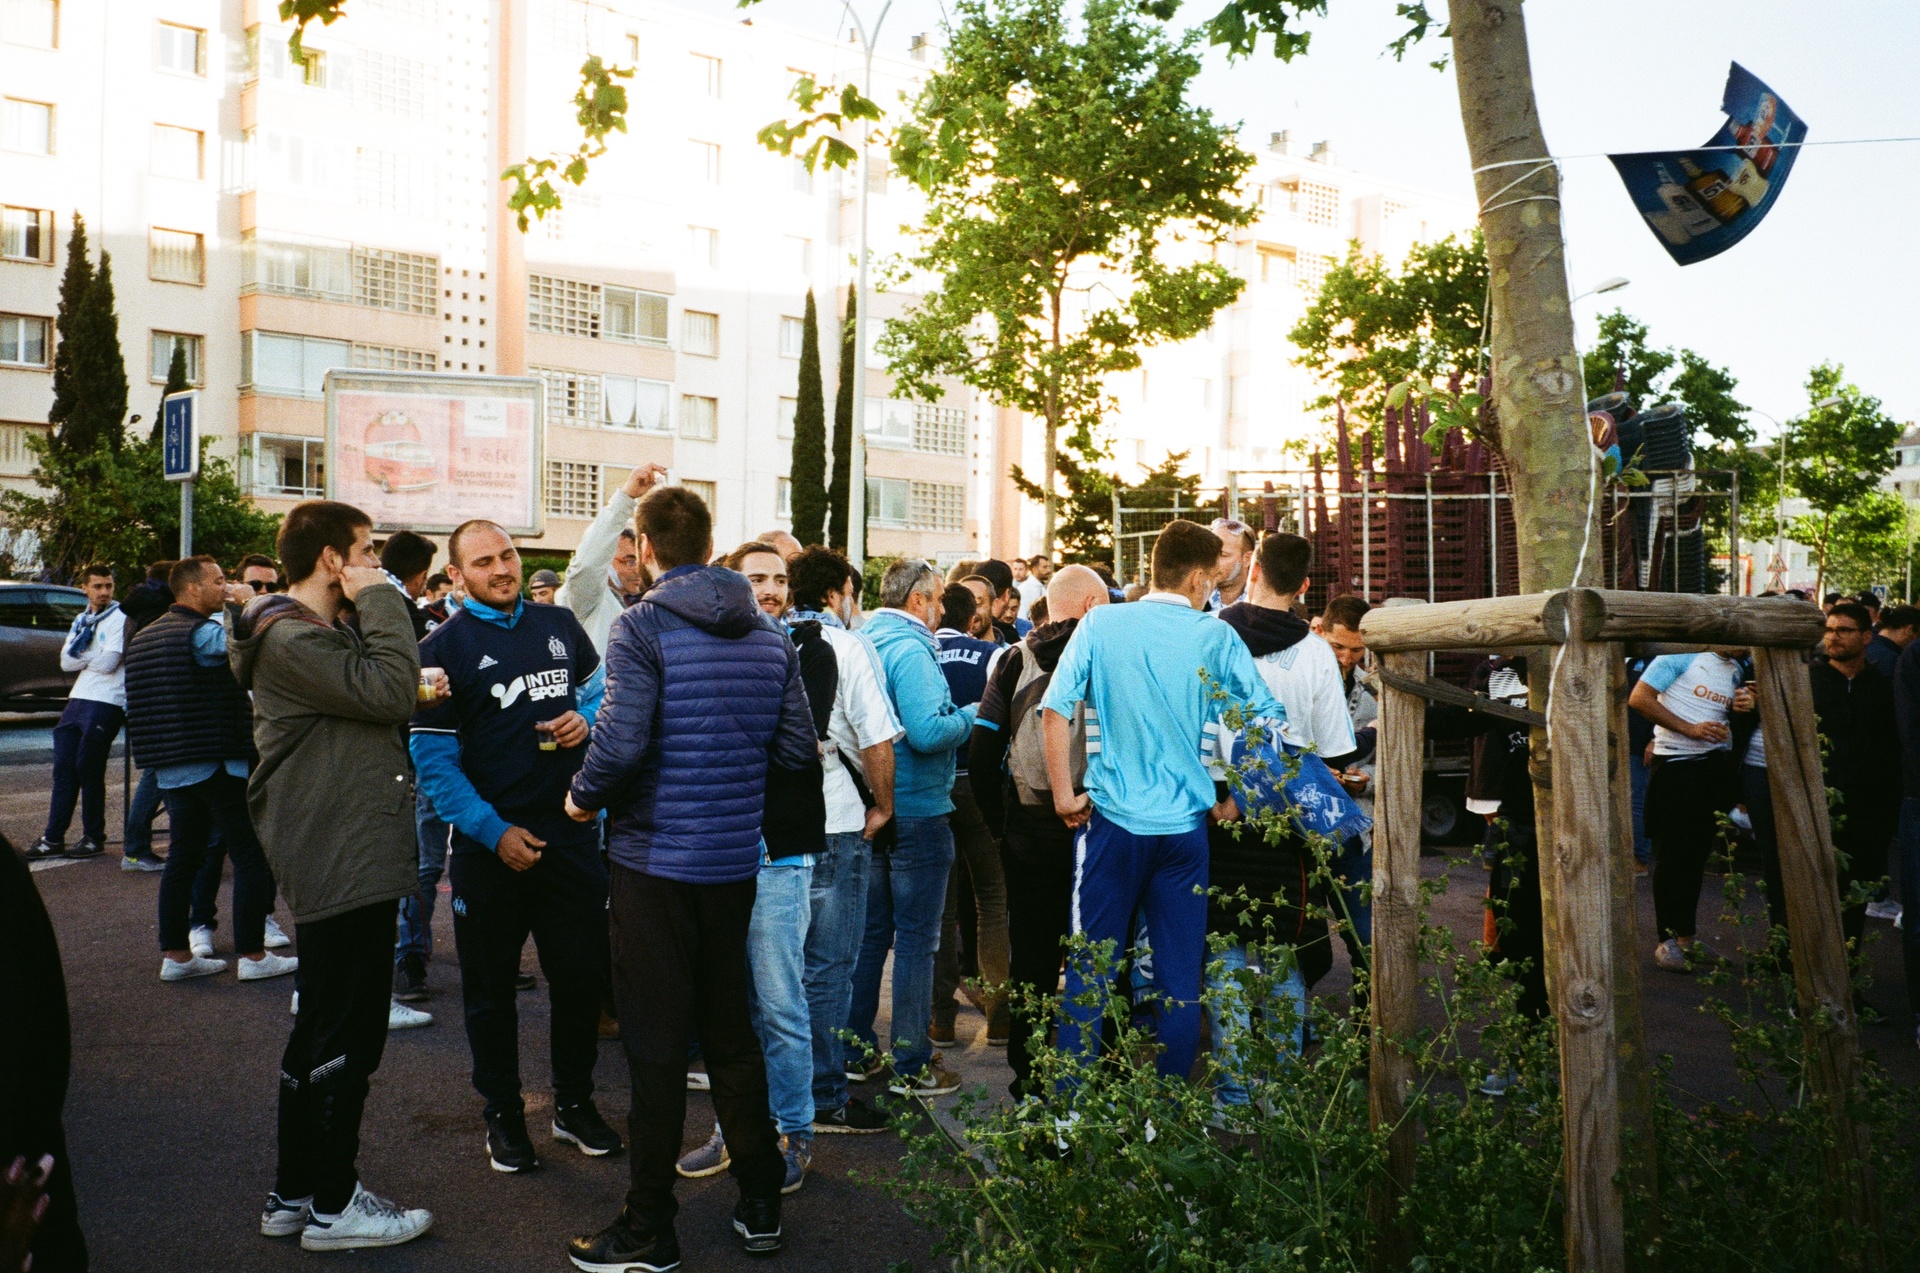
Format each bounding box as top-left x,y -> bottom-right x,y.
353,247 -> 437,314
1298,253 -> 1335,293
1300,180 -> 1339,228
299,47 -> 328,87
356,148 -> 436,215
910,481 -> 965,532
149,332 -> 203,385
791,157 -> 814,195
691,53 -> 721,97
149,228 -> 205,285
779,316 -> 805,359
682,310 -> 718,357
242,331 -> 350,397
151,124 -> 204,180
776,477 -> 792,519
785,236 -> 812,275
604,375 -> 671,432
688,225 -> 719,268
251,129 -> 355,196
351,51 -> 432,117
350,342 -> 435,371
243,434 -> 326,498
0,420 -> 47,474
681,479 -> 716,514
777,396 -> 797,440
866,476 -> 908,527
244,234 -> 352,301
0,314 -> 51,367
623,33 -> 639,62
527,274 -> 599,338
0,206 -> 52,262
689,140 -> 721,184
864,397 -> 913,447
603,286 -> 669,344
153,21 -> 205,74
866,150 -> 890,194
1,98 -> 53,154
1257,246 -> 1296,285
912,403 -> 966,456
532,366 -> 602,426
4,0 -> 57,48
545,460 -> 601,518
679,394 -> 717,441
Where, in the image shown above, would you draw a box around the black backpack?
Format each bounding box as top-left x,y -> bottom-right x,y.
761,621 -> 833,860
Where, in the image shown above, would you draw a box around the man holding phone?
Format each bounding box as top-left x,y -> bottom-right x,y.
409,520 -> 619,1176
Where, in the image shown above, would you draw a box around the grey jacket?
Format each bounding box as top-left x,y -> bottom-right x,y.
230,584 -> 421,925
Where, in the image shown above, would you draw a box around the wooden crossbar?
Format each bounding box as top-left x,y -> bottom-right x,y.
1358,588 -> 1824,654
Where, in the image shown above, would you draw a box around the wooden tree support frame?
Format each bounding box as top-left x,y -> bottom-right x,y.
1358,590 -> 1876,1273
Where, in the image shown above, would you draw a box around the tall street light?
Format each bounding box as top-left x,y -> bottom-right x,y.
840,0 -> 892,573
1571,275 -> 1631,305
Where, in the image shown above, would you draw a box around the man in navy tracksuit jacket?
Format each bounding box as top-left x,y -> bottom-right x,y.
563,486 -> 817,1270
408,521 -> 623,1176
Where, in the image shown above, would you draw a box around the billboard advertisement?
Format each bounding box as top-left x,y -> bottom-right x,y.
323,370 -> 545,536
1609,62 -> 1807,267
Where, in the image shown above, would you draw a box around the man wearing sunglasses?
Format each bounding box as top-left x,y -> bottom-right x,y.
238,554 -> 282,595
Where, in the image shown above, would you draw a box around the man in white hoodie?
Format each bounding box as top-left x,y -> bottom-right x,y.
557,463 -> 666,653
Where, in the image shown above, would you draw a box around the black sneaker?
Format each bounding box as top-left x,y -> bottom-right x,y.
24,836 -> 62,860
486,1108 -> 540,1173
553,1100 -> 624,1157
515,971 -> 537,992
63,837 -> 105,859
393,953 -> 428,1002
732,1195 -> 782,1256
568,1208 -> 680,1273
813,1095 -> 889,1135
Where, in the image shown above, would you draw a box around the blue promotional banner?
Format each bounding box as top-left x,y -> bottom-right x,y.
1609,63 -> 1807,266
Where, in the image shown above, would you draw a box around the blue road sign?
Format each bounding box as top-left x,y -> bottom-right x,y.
162,390 -> 199,482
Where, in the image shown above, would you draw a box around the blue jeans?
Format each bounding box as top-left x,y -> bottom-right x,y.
1896,798 -> 1920,1021
1629,748 -> 1653,864
747,858 -> 816,1136
1203,944 -> 1306,1106
1060,809 -> 1208,1081
44,698 -> 123,846
124,765 -> 165,858
848,816 -> 955,1080
1331,835 -> 1372,946
806,832 -> 871,1114
396,791 -> 450,964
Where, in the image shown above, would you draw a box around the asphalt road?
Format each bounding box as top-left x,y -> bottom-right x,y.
6,730 -> 1917,1271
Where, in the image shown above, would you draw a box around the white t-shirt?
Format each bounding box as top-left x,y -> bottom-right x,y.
1208,628 -> 1353,774
817,625 -> 905,835
1641,652 -> 1741,757
63,606 -> 127,709
1743,723 -> 1766,768
1015,576 -> 1044,620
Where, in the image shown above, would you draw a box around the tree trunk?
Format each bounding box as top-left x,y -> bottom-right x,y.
1044,291 -> 1064,557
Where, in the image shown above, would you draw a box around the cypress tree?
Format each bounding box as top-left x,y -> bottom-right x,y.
789,289 -> 829,546
46,213 -> 94,455
74,250 -> 129,454
152,342 -> 190,443
827,286 -> 857,553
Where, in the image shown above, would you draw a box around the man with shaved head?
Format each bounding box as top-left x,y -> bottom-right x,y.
963,563 -> 1107,1097
757,528 -> 804,561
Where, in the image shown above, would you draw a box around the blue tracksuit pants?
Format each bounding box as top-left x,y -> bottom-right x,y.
1059,808 -> 1208,1081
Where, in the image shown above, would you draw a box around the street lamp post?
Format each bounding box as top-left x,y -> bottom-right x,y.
1571,275 -> 1631,305
840,0 -> 892,573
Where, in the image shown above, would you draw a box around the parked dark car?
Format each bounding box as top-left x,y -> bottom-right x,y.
0,582 -> 88,712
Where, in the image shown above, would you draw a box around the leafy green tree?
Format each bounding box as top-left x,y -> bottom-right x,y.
1799,489 -> 1906,595
883,0 -> 1253,555
2,434 -> 279,586
1783,363 -> 1903,595
47,213 -> 95,456
72,250 -> 129,455
1290,231 -> 1488,427
1013,449 -> 1203,569
788,290 -> 829,546
828,287 -> 857,555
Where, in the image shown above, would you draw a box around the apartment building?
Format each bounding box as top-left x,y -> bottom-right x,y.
0,0 -> 978,564
991,132 -> 1476,558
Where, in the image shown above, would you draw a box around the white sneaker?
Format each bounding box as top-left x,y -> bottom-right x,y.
161,955 -> 227,982
238,951 -> 299,982
1478,1069 -> 1519,1098
290,990 -> 299,1016
189,925 -> 216,959
263,916 -> 292,949
388,1000 -> 433,1030
1864,899 -> 1902,924
261,1191 -> 313,1238
299,1182 -> 432,1252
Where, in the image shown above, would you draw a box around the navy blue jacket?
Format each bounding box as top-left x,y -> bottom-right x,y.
569,564 -> 817,884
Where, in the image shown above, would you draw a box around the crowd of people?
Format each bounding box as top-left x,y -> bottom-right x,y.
6,467 -> 1917,1271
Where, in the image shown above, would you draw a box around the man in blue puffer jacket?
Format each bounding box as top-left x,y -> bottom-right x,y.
847,559 -> 979,1099
562,485 -> 818,1269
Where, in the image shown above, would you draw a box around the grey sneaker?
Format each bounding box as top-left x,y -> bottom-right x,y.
675,1124 -> 729,1178
779,1132 -> 811,1195
1654,938 -> 1690,973
121,853 -> 166,873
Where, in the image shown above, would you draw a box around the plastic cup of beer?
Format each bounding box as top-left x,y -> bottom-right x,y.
418,668 -> 442,703
536,720 -> 559,752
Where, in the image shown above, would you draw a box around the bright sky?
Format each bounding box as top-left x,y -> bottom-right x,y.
695,0 -> 1920,435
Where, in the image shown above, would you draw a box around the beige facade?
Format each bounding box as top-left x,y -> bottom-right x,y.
0,0 -> 980,569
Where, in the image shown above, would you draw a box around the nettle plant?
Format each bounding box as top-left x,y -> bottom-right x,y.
862,682 -> 1918,1272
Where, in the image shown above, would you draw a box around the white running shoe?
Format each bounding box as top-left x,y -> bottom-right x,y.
238,951 -> 300,982
299,1182 -> 432,1252
189,925 -> 216,959
1864,899 -> 1901,924
263,916 -> 293,949
388,1000 -> 433,1030
290,990 -> 299,1016
261,1191 -> 313,1238
161,955 -> 227,982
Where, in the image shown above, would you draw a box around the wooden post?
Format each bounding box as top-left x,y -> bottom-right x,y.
1543,635 -> 1625,1273
1608,654 -> 1660,1250
1750,646 -> 1883,1253
1368,648 -> 1426,1271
